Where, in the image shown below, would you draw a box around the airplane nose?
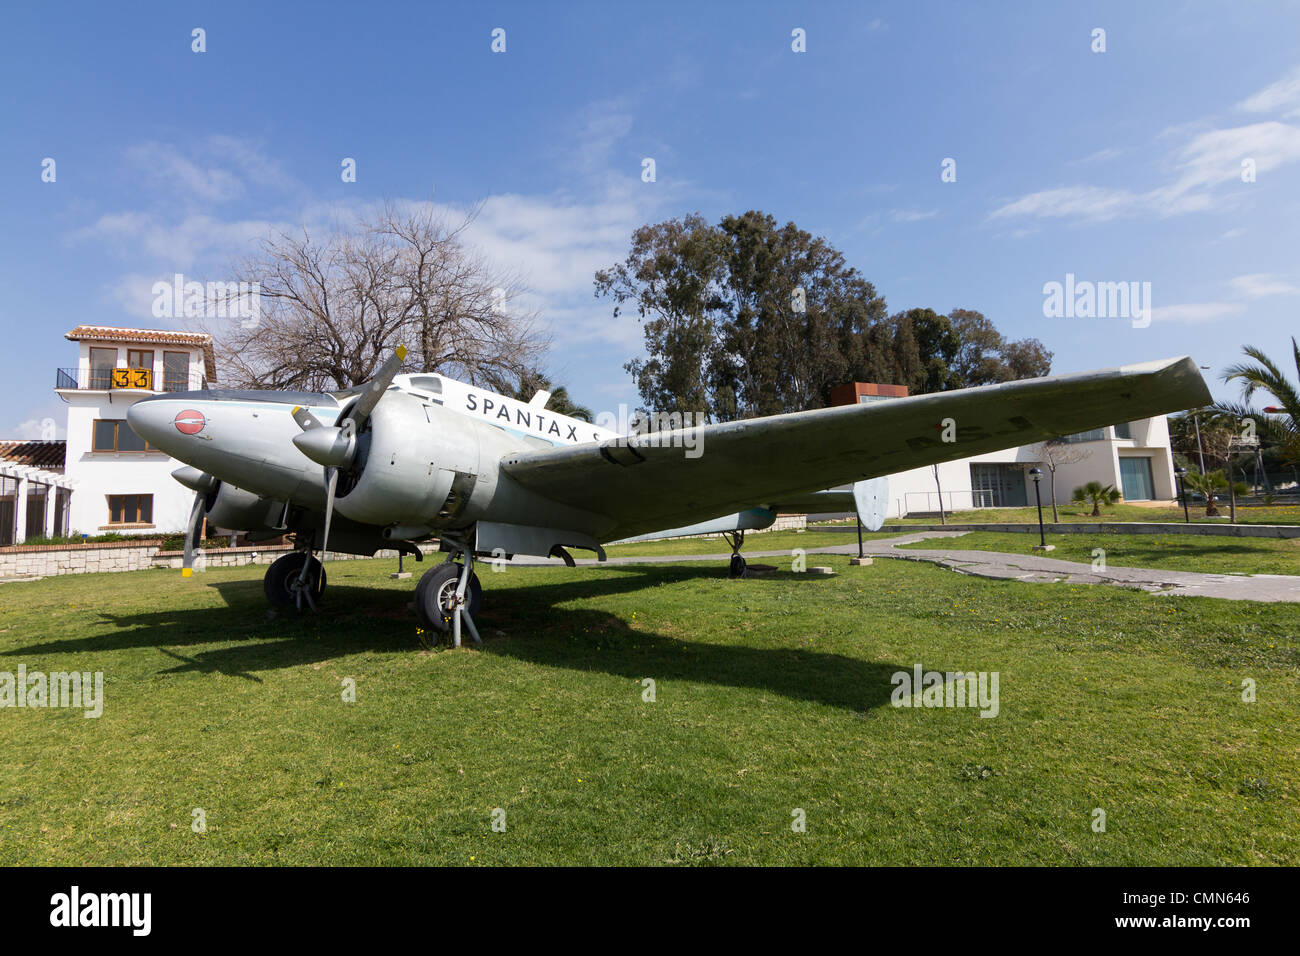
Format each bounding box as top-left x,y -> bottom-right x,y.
126,397 -> 185,453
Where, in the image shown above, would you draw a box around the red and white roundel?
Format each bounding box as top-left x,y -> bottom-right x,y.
173,409 -> 206,435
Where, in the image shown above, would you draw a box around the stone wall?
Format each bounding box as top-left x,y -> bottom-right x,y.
0,540 -> 439,579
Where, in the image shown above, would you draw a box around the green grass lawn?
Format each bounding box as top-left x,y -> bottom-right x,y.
894,531 -> 1300,576
1,554 -> 1296,865
603,529 -> 893,558
814,501 -> 1300,527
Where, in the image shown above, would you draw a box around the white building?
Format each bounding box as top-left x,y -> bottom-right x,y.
52,325 -> 215,538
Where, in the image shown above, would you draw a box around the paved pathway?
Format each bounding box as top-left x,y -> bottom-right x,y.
515,530 -> 1300,603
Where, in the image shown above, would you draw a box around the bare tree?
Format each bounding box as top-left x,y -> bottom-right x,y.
1032,439 -> 1093,522
203,201 -> 547,390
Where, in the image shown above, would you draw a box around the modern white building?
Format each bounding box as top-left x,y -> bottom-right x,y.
50,325 -> 215,538
829,381 -> 1177,518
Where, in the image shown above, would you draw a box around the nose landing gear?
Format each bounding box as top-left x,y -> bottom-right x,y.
724,530 -> 747,579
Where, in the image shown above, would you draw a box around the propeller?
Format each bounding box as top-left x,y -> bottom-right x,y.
171,467 -> 217,578
291,345 -> 406,557
181,491 -> 206,577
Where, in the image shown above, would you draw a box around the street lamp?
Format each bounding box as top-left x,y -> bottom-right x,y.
1028,467 -> 1048,550
1174,465 -> 1189,523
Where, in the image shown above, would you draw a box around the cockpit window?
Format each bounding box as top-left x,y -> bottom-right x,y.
408,375 -> 443,394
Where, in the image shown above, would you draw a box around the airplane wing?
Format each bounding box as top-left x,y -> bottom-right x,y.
500,356 -> 1210,542
764,489 -> 855,512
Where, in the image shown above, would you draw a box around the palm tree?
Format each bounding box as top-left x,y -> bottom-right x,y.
1221,339 -> 1300,463
490,367 -> 594,422
1181,470 -> 1247,517
1071,481 -> 1120,517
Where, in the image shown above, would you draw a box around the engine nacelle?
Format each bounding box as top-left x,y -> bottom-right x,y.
334,391 -> 492,528
204,481 -> 279,532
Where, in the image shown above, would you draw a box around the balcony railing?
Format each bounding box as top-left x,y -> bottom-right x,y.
55,367 -> 209,393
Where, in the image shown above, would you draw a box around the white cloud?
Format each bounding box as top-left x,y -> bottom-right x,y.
989,185 -> 1144,223
991,121 -> 1300,222
1229,273 -> 1300,298
124,143 -> 245,203
1068,146 -> 1125,166
1150,302 -> 1246,324
73,212 -> 293,271
991,66 -> 1300,225
890,208 -> 938,222
1238,65 -> 1300,114
7,418 -> 65,441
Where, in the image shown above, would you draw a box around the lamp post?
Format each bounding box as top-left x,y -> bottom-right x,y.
1174,465 -> 1189,523
1028,467 -> 1050,551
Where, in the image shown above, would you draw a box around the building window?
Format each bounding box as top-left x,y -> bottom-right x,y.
970,463 -> 1029,508
108,494 -> 153,525
1061,429 -> 1106,443
127,349 -> 154,370
1118,457 -> 1155,501
163,351 -> 190,392
92,419 -> 154,453
89,347 -> 117,390
1113,422 -> 1133,440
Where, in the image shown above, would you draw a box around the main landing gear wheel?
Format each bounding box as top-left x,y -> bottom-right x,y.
265,551 -> 327,608
414,562 -> 482,635
724,530 -> 747,579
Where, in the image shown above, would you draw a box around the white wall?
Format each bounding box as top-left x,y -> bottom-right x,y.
880,418 -> 1177,516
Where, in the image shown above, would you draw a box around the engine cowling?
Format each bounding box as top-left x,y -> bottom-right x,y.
204,480 -> 278,532
333,391 -> 489,529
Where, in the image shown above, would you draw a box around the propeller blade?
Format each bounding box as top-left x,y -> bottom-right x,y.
291,406 -> 324,431
346,345 -> 406,431
181,491 -> 205,577
321,467 -> 338,557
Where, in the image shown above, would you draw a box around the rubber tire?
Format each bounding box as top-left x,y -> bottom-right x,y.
264,552 -> 327,606
414,562 -> 482,633
729,554 -> 747,579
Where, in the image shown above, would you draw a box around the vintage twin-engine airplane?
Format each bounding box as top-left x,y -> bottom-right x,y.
127,351 -> 1211,644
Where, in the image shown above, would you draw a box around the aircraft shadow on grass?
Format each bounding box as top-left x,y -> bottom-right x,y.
3,565 -> 910,712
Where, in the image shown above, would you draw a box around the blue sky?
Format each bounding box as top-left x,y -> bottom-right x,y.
4,0 -> 1300,438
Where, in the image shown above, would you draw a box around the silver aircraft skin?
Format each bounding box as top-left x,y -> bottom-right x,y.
127,351 -> 1212,643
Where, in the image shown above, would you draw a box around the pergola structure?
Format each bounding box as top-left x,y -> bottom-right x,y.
0,461 -> 75,546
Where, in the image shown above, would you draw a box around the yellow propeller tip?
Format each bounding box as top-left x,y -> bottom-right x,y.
396,345 -> 407,361
291,406 -> 302,414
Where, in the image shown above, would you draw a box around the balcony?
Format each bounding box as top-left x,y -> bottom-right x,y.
55,367 -> 209,393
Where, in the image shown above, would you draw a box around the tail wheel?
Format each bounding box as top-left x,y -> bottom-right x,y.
414,562 -> 482,633
265,551 -> 327,606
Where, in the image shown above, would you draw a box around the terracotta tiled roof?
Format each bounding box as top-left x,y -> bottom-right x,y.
0,440 -> 66,471
65,325 -> 217,383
